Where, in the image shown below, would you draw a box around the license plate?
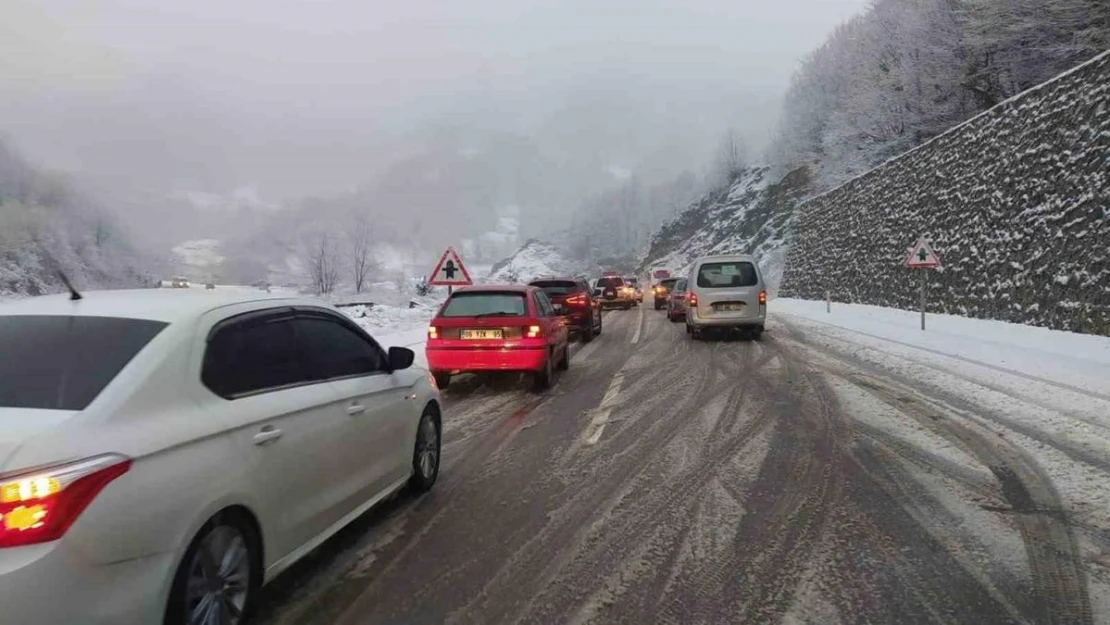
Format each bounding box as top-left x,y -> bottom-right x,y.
461,329 -> 503,340
715,302 -> 744,312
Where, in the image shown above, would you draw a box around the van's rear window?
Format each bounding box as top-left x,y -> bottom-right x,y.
440,293 -> 527,317
597,277 -> 624,288
0,315 -> 167,410
696,262 -> 759,288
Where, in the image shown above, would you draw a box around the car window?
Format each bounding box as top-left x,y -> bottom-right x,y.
597,277 -> 624,289
0,315 -> 167,411
660,278 -> 678,289
203,317 -> 308,399
529,280 -> 579,296
441,292 -> 527,317
293,316 -> 386,379
696,261 -> 759,288
534,292 -> 555,316
674,279 -> 687,293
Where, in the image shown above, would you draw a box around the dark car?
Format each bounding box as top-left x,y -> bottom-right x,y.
595,275 -> 634,310
667,278 -> 688,322
652,277 -> 678,309
528,277 -> 603,342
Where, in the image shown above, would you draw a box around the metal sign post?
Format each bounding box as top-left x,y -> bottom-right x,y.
904,236 -> 942,331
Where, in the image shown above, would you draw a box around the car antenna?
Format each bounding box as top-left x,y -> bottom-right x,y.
57,270 -> 83,301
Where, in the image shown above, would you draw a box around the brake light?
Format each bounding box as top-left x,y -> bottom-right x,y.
0,455 -> 131,548
688,292 -> 698,306
427,326 -> 439,339
526,325 -> 542,338
759,290 -> 767,305
565,294 -> 586,306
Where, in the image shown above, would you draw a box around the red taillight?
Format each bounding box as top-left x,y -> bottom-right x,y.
758,290 -> 767,305
427,326 -> 439,339
688,292 -> 698,306
0,455 -> 131,548
565,294 -> 587,306
526,325 -> 543,338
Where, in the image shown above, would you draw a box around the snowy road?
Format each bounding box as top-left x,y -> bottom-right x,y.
253,301 -> 1110,625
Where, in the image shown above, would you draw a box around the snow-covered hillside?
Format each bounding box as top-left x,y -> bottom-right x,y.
640,166 -> 813,293
485,239 -> 580,284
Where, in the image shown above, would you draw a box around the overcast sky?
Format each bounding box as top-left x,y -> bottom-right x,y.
2,0 -> 866,199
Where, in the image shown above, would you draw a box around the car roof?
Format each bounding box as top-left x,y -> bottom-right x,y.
0,288 -> 327,323
696,254 -> 758,262
452,284 -> 535,294
528,276 -> 581,283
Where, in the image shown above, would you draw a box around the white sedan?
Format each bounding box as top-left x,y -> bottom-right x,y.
0,289 -> 442,625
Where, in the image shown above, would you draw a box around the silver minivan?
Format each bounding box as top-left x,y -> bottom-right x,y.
684,254 -> 767,339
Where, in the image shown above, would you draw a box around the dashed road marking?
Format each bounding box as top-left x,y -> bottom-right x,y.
585,370 -> 625,446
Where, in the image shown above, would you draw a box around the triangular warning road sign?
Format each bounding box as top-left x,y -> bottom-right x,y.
428,247 -> 473,286
905,237 -> 941,268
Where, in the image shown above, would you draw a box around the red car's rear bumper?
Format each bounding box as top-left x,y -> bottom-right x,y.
426,346 -> 548,373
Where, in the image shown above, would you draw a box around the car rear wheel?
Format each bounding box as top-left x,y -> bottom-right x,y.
166,513 -> 260,625
581,320 -> 595,343
433,372 -> 451,390
533,354 -> 554,391
556,344 -> 570,371
751,326 -> 765,341
408,409 -> 440,492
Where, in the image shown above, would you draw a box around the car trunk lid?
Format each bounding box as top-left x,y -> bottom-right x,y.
697,287 -> 762,318
0,409 -> 79,470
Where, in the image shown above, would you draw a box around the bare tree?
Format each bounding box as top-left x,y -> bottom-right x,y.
348,215 -> 375,293
307,232 -> 340,295
717,128 -> 749,183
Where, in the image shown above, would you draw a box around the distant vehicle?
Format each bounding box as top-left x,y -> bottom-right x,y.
426,285 -> 570,391
0,289 -> 440,625
652,268 -> 671,280
667,277 -> 689,322
528,277 -> 602,343
624,276 -> 642,303
685,255 -> 767,340
205,283 -> 216,290
653,277 -> 678,310
595,274 -> 633,310
170,276 -> 190,288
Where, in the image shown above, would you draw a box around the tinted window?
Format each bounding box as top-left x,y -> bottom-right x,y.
529,280 -> 579,296
674,279 -> 688,293
294,316 -> 385,379
0,315 -> 167,411
597,277 -> 624,289
625,278 -> 639,286
441,292 -> 527,317
660,278 -> 678,290
696,261 -> 759,288
203,318 -> 307,398
535,292 -> 554,316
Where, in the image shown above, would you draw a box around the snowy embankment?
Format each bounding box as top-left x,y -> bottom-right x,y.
772,297 -> 1110,543
485,239 -> 578,284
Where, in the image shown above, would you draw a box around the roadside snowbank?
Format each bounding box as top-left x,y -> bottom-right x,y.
343,303 -> 435,369
773,298 -> 1110,397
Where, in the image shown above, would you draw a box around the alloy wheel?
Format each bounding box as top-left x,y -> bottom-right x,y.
184,525 -> 251,625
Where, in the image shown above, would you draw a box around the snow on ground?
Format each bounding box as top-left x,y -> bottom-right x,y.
342,303 -> 436,369
772,297 -> 1110,540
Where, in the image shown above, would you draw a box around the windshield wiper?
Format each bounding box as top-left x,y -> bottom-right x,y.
473,311 -> 518,318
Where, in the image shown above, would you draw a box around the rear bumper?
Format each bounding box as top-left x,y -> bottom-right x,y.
0,540 -> 172,625
687,308 -> 765,328
426,347 -> 548,373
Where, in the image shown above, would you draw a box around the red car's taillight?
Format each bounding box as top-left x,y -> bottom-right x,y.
0,455 -> 131,548
427,326 -> 439,339
526,325 -> 543,338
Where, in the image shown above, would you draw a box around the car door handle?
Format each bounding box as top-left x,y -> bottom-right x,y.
253,427 -> 283,446
346,403 -> 367,416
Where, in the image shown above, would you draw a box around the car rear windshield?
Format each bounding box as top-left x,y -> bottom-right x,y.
0,315 -> 167,410
440,292 -> 528,317
674,279 -> 687,292
660,278 -> 677,289
696,261 -> 759,288
597,277 -> 624,288
530,280 -> 579,296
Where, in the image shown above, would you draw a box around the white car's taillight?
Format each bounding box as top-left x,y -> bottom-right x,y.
0,454 -> 131,548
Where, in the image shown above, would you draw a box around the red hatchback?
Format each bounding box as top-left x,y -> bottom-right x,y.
426,285 -> 570,391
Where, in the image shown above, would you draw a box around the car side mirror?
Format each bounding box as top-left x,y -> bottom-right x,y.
388,346 -> 415,371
